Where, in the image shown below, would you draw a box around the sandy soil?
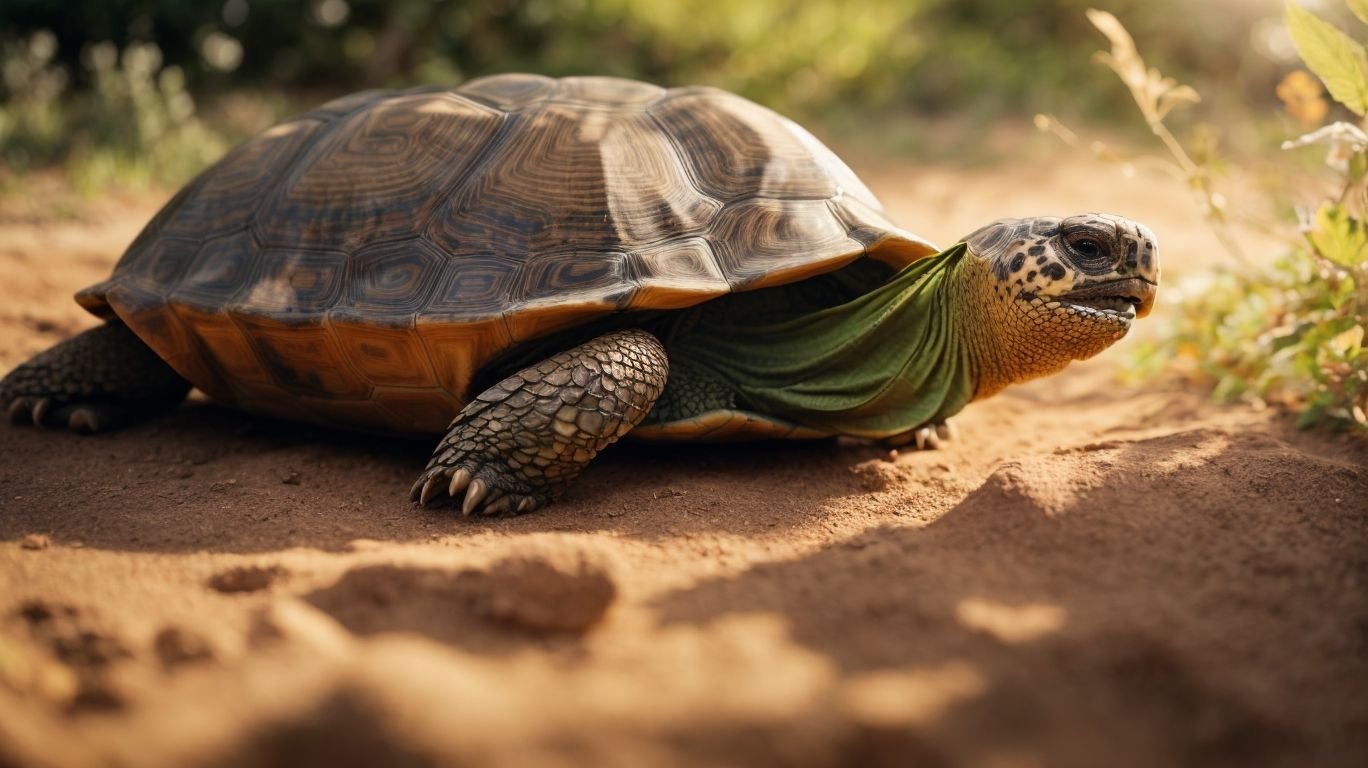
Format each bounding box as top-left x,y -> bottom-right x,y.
1,151 -> 1366,768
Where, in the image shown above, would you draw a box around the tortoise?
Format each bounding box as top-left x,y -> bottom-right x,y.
1,74 -> 1159,516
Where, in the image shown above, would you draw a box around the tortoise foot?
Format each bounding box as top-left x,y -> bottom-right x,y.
411,456 -> 549,517
2,324 -> 189,434
411,329 -> 667,516
6,395 -> 130,433
883,419 -> 958,451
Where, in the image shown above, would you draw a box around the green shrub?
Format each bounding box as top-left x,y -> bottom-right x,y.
1053,5 -> 1368,431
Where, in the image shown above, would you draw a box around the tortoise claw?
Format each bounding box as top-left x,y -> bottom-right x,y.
447,467 -> 472,497
411,459 -> 551,517
7,396 -> 127,434
419,476 -> 446,506
893,419 -> 956,452
461,479 -> 489,516
924,426 -> 943,450
7,398 -> 29,425
30,397 -> 52,427
482,495 -> 513,517
67,407 -> 101,433
7,396 -> 54,427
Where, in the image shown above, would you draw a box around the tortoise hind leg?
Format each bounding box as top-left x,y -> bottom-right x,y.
2,323 -> 191,433
412,329 -> 668,516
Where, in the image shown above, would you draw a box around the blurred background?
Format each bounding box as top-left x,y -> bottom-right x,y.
0,0 -> 1335,191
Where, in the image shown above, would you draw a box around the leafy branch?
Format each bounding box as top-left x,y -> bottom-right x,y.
1056,3 -> 1368,432
1039,10 -> 1250,266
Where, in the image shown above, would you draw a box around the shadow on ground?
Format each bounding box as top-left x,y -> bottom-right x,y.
0,400 -> 873,553
652,428 -> 1368,766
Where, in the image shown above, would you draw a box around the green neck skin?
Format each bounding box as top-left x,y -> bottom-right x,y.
671,243 -> 982,438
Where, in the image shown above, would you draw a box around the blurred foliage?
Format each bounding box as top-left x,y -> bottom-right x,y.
1081,3 -> 1367,432
0,31 -> 230,190
0,0 -> 1299,188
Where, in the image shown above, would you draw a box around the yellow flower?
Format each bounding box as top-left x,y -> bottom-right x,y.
1276,70 -> 1330,129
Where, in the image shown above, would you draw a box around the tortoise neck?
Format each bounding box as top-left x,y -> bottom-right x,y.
948,254 -> 1105,401
949,255 -> 1019,400
667,244 -> 978,438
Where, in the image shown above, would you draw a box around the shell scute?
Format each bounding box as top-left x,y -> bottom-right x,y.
232,248 -> 349,319
552,76 -> 666,108
170,231 -> 259,311
457,74 -> 556,110
425,256 -> 524,321
163,118 -> 324,241
626,237 -> 729,309
331,322 -> 440,388
233,316 -> 372,400
340,239 -> 447,324
508,251 -> 634,341
708,198 -> 864,290
649,90 -> 836,201
257,92 -> 504,252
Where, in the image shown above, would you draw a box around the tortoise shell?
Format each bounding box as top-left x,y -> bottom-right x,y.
75,74 -> 937,436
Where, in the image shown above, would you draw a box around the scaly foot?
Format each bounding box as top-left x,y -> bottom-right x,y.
2,324 -> 190,433
412,329 -> 669,516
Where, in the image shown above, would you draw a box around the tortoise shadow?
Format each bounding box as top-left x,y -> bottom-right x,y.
647,428 -> 1368,765
0,400 -> 875,553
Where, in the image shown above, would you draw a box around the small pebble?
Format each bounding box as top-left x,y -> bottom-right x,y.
153,627 -> 216,669
207,564 -> 287,593
20,534 -> 51,550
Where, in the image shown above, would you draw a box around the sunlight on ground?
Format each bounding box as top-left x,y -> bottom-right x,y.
1151,433 -> 1232,473
954,597 -> 1068,644
840,661 -> 987,727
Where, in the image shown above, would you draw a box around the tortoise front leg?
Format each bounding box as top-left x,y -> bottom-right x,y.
412,329 -> 668,516
2,323 -> 190,432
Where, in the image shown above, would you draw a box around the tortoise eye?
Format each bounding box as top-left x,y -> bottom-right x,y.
1064,232 -> 1112,272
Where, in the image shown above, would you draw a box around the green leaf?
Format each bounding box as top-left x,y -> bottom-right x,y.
1271,321 -> 1316,352
1296,400 -> 1327,429
1286,1 -> 1368,115
1309,203 -> 1368,268
1350,0 -> 1368,25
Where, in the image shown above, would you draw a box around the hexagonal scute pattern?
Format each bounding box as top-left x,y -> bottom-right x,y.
162,118 -> 326,241
76,74 -> 937,435
257,92 -> 505,252
341,239 -> 447,322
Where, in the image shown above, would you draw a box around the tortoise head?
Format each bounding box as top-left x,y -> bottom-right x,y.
957,213 -> 1160,397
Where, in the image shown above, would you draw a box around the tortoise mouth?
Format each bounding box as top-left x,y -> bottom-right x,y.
1059,277 -> 1157,320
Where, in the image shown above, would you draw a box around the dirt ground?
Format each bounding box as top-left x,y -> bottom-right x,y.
1,148 -> 1366,768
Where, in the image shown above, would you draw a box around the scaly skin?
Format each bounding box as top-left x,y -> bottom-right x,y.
954,214 -> 1158,400
1,324 -> 190,432
410,329 -> 668,516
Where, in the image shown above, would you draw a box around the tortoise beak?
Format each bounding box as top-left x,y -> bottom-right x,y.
1116,218 -> 1160,305
1059,277 -> 1157,319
